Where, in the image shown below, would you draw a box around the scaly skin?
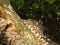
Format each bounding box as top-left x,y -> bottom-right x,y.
23,19 -> 59,45
0,0 -> 59,45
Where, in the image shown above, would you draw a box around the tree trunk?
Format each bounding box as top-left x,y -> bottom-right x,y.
0,0 -> 59,45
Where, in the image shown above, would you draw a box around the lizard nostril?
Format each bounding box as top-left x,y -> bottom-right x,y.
2,23 -> 12,32
5,23 -> 11,29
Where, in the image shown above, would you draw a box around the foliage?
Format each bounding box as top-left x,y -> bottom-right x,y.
10,0 -> 60,44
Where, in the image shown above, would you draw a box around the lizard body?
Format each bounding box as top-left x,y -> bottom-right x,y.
0,0 -> 59,45
0,3 -> 44,45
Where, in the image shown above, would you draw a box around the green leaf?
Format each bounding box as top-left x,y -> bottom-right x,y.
32,3 -> 38,9
46,0 -> 55,3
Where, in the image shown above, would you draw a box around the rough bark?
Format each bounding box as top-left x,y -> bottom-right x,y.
0,0 -> 59,45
